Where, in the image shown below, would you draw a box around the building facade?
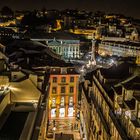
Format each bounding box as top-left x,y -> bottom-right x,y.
46,38 -> 80,60
80,62 -> 140,140
98,40 -> 140,57
48,67 -> 79,119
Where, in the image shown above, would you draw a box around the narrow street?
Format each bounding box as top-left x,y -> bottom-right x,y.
47,118 -> 81,140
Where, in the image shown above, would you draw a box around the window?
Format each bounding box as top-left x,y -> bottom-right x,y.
61,77 -> 66,83
51,108 -> 56,117
59,108 -> 65,117
52,98 -> 56,107
60,97 -> 65,106
70,77 -> 74,82
70,86 -> 74,93
61,87 -> 65,93
52,87 -> 57,94
69,97 -> 73,106
68,107 -> 74,117
52,77 -> 57,83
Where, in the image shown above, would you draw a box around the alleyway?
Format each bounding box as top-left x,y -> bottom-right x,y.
46,118 -> 81,140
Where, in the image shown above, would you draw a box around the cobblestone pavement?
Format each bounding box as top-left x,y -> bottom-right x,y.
46,118 -> 81,140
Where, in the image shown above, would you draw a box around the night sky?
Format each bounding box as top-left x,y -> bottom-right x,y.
0,0 -> 140,18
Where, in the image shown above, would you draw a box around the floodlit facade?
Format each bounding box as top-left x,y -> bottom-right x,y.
98,40 -> 140,57
48,67 -> 79,119
47,38 -> 80,59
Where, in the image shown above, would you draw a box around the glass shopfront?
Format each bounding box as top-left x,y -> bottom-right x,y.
51,108 -> 56,117
68,107 -> 74,117
59,108 -> 65,117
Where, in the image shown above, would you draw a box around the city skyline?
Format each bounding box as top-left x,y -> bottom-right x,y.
0,0 -> 140,18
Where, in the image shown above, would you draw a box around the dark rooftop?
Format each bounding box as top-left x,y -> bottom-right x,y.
25,31 -> 80,40
100,62 -> 130,79
3,39 -> 73,68
0,111 -> 28,140
112,86 -> 122,95
123,76 -> 140,90
131,119 -> 140,128
124,98 -> 136,110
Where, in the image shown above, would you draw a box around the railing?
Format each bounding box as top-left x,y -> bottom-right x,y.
90,93 -> 111,136
109,110 -> 129,140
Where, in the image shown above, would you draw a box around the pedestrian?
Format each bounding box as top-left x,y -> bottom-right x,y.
61,132 -> 63,136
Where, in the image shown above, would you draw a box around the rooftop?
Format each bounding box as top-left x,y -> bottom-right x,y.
100,62 -> 130,79
112,86 -> 122,95
10,78 -> 41,102
123,76 -> 140,90
102,40 -> 140,47
26,31 -> 80,40
4,39 -> 73,68
0,111 -> 28,140
124,98 -> 136,110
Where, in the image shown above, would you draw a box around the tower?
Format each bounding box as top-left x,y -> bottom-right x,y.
91,38 -> 96,65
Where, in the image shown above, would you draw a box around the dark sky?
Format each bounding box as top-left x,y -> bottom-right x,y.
0,0 -> 140,18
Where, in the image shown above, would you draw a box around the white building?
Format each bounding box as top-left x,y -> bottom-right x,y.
46,38 -> 80,60
98,40 -> 140,57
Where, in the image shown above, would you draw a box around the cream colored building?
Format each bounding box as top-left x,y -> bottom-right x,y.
80,62 -> 140,140
98,40 -> 140,57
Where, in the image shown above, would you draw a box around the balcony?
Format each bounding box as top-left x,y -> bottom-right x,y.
109,110 -> 129,140
90,93 -> 111,136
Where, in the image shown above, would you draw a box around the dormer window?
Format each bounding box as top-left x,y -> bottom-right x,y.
61,68 -> 67,74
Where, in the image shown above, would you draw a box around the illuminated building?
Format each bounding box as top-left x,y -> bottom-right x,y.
0,69 -> 42,140
98,40 -> 140,57
48,66 -> 79,119
30,32 -> 80,60
47,38 -> 80,59
70,27 -> 97,39
80,62 -> 140,140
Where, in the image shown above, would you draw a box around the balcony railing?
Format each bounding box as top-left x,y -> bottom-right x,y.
90,93 -> 111,136
109,110 -> 129,140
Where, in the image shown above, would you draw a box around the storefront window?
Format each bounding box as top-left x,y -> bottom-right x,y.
59,108 -> 65,117
68,107 -> 73,117
51,108 -> 56,117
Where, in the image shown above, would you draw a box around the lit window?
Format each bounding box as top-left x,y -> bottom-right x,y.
52,98 -> 56,107
60,97 -> 65,106
52,87 -> 57,94
51,108 -> 56,117
69,97 -> 73,106
70,77 -> 74,82
68,107 -> 73,117
52,77 -> 57,83
59,108 -> 65,117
